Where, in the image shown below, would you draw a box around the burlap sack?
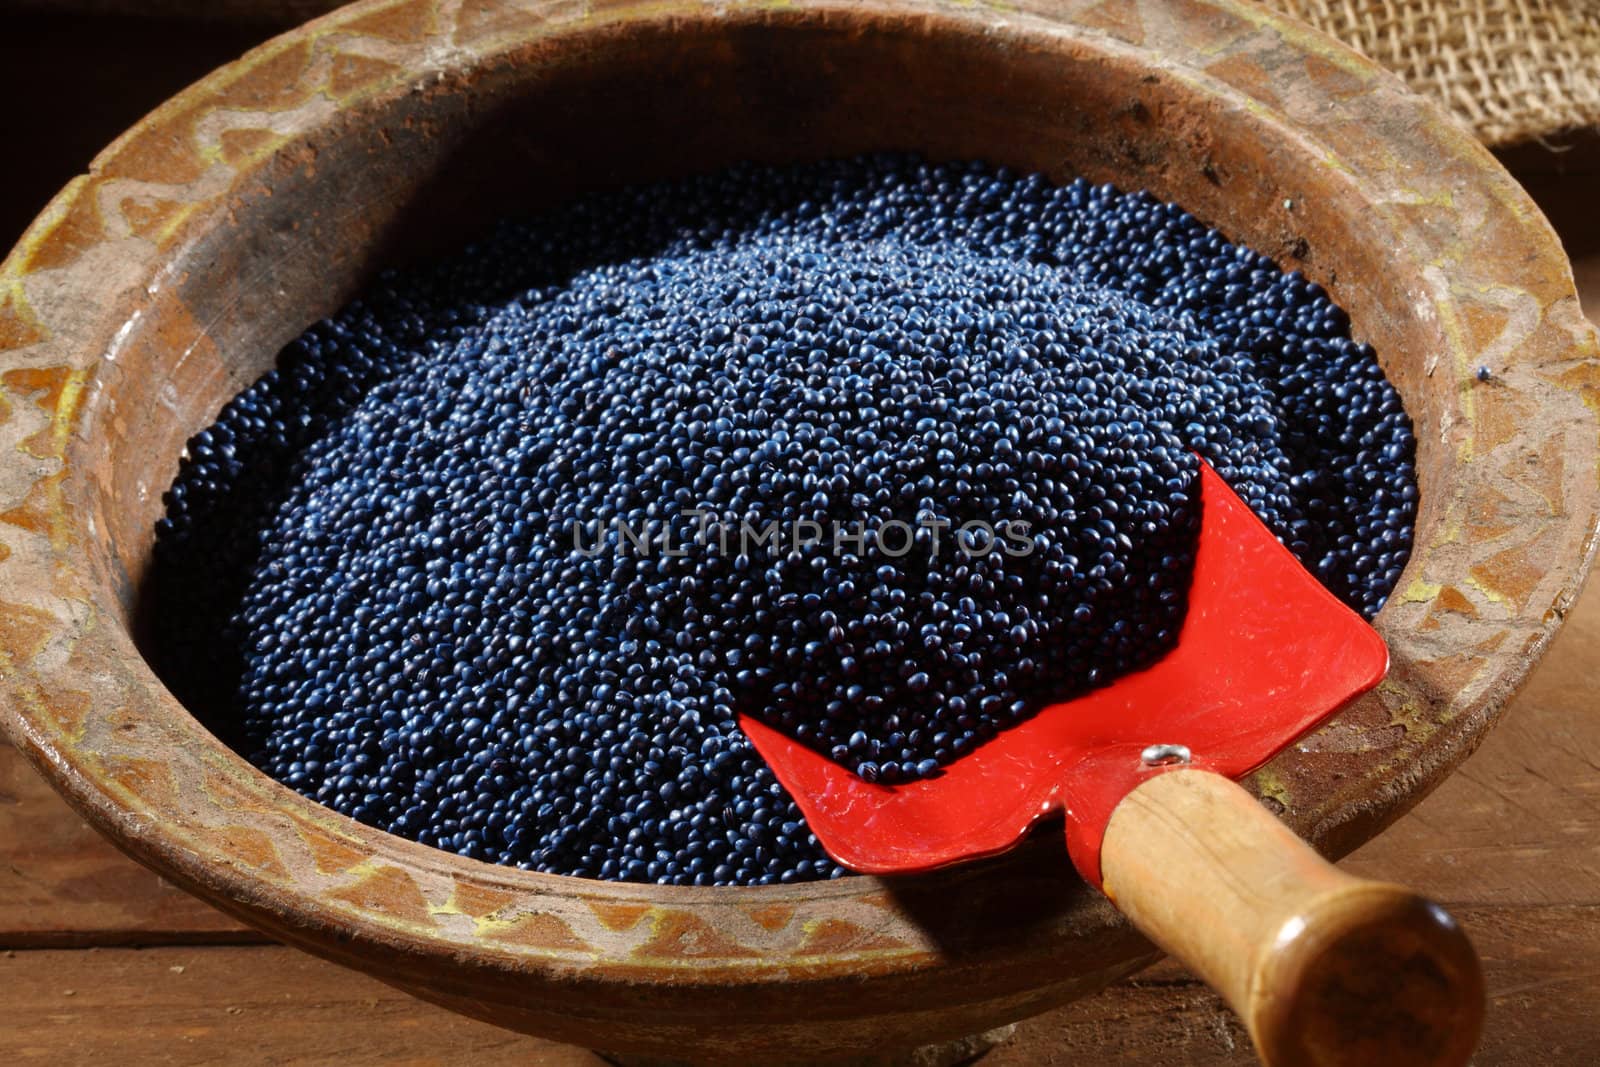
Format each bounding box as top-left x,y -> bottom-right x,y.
1264,0 -> 1600,146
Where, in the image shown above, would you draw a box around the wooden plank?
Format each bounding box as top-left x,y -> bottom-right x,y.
0,743 -> 258,945
0,945 -> 601,1066
1,896 -> 1596,1067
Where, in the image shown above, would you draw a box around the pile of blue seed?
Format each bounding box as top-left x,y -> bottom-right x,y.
149,156 -> 1417,886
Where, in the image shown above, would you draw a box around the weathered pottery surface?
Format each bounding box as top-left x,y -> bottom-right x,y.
0,0 -> 1595,1062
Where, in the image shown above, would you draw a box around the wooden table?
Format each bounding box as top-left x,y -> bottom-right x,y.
2,17 -> 1597,1062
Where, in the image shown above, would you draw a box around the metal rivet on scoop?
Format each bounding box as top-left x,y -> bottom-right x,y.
1141,744 -> 1192,767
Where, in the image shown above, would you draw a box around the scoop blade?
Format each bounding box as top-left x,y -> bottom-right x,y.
739,461 -> 1389,885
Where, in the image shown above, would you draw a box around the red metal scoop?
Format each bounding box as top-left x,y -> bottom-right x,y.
740,462 -> 1484,1067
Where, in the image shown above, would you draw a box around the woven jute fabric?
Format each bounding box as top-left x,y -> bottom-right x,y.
1263,0 -> 1600,146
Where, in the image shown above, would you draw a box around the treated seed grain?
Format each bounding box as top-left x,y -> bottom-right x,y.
150,156 -> 1417,886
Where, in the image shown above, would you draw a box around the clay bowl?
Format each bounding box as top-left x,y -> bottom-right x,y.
1,0 -> 1596,1062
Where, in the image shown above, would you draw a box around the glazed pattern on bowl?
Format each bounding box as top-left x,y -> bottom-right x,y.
0,0 -> 1596,1062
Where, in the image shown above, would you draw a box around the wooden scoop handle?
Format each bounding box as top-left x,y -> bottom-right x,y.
1099,768 -> 1484,1067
